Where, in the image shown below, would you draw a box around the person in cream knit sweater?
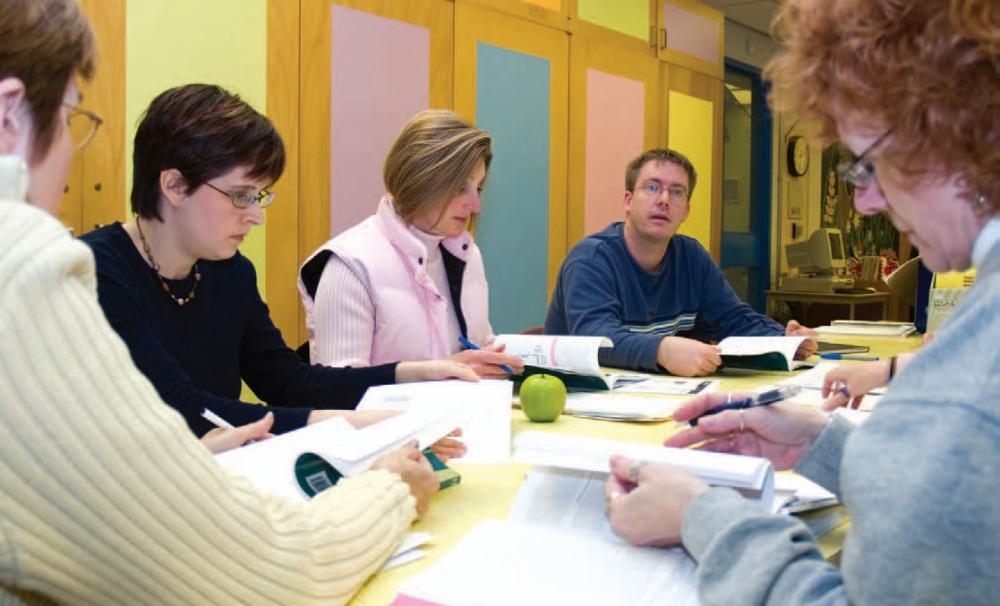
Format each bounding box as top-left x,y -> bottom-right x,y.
0,1 -> 429,602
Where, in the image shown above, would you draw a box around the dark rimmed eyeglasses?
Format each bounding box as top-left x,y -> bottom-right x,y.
204,182 -> 276,210
836,130 -> 892,189
63,103 -> 103,150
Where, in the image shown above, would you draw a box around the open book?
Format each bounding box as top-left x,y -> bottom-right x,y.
396,467 -> 701,606
214,404 -> 465,501
494,333 -> 618,390
494,334 -> 648,390
513,431 -> 774,505
718,336 -> 814,372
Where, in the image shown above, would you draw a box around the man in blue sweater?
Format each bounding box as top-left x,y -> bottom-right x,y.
545,149 -> 813,376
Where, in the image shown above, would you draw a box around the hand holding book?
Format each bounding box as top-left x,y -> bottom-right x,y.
605,454 -> 710,547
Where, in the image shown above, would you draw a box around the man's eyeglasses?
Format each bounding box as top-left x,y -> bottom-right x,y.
836,130 -> 891,189
204,181 -> 276,209
63,103 -> 103,150
635,181 -> 688,202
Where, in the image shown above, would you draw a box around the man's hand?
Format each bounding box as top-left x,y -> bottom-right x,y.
656,336 -> 722,376
786,320 -> 818,359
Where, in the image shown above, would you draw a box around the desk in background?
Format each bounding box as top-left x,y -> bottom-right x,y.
349,335 -> 923,606
766,289 -> 892,323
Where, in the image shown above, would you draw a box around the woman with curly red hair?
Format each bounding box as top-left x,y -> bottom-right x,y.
602,1 -> 999,603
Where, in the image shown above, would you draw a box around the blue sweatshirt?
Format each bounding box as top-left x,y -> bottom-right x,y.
81,223 -> 397,436
544,222 -> 784,371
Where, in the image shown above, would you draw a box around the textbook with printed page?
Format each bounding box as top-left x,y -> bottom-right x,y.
396,468 -> 701,606
494,334 -> 623,390
495,334 -> 669,391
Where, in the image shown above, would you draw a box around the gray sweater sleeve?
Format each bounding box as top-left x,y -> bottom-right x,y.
794,414 -> 854,497
679,416 -> 854,605
682,489 -> 848,606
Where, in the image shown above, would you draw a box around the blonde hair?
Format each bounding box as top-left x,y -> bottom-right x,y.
383,109 -> 492,224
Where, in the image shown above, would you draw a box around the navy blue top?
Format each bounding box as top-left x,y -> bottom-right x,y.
81,223 -> 397,436
544,222 -> 784,371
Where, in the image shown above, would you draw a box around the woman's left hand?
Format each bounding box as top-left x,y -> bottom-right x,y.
449,343 -> 524,378
396,360 -> 479,383
200,412 -> 275,454
429,427 -> 467,462
604,455 -> 709,547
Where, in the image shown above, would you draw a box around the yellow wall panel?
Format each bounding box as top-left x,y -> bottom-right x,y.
668,90 -> 713,250
577,0 -> 649,41
126,0 -> 269,295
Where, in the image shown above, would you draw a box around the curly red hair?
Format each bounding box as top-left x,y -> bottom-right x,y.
765,0 -> 999,212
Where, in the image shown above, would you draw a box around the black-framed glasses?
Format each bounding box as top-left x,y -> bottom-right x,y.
635,181 -> 689,202
63,103 -> 103,150
204,181 -> 276,209
836,130 -> 892,189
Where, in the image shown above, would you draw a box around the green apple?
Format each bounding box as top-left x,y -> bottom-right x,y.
520,374 -> 567,422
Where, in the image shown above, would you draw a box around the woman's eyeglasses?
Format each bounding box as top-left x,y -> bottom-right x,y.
204,181 -> 276,209
836,130 -> 891,189
63,103 -> 103,150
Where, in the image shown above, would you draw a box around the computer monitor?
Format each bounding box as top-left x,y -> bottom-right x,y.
785,228 -> 846,275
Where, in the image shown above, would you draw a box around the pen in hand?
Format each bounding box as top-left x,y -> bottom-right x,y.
689,385 -> 802,426
458,335 -> 514,374
202,408 -> 259,445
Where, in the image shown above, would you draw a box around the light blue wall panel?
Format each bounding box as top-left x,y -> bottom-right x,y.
475,43 -> 550,334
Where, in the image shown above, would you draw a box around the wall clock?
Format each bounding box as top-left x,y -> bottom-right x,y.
787,136 -> 809,177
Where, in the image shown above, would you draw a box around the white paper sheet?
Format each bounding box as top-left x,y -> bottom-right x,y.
564,393 -> 683,422
357,380 -> 513,462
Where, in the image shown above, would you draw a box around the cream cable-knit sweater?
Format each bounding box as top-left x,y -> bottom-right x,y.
0,199 -> 416,605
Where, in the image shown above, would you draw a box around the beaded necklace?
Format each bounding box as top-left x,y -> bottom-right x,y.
135,219 -> 201,306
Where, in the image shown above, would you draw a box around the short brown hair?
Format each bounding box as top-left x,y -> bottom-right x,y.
0,0 -> 96,162
131,84 -> 285,220
765,0 -> 999,212
625,149 -> 697,198
383,109 -> 492,224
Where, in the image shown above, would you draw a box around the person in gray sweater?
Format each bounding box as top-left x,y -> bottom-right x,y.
603,0 -> 999,603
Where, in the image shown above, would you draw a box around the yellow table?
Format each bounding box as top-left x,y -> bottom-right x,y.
349,335 -> 922,605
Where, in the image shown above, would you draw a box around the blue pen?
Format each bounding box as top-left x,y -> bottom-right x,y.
819,353 -> 880,361
458,336 -> 514,374
689,385 -> 801,426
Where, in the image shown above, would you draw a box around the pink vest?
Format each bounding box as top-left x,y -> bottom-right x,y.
300,196 -> 494,366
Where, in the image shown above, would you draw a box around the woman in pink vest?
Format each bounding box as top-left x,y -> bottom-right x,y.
299,110 -> 522,378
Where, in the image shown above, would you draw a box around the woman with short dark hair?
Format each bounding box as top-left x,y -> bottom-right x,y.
82,84 -> 477,437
